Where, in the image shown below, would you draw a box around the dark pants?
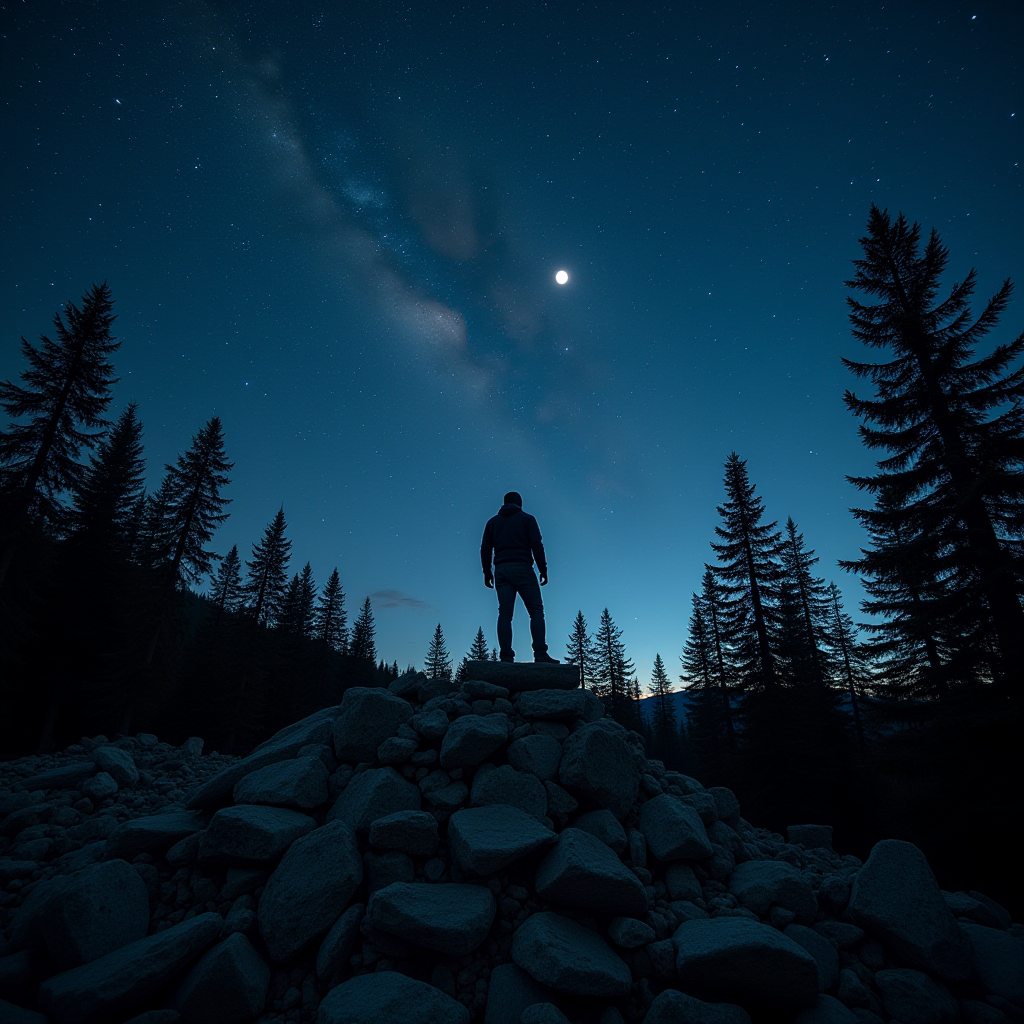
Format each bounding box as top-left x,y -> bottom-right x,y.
494,561 -> 547,659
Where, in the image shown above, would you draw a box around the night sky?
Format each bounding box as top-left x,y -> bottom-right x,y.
2,1 -> 1021,674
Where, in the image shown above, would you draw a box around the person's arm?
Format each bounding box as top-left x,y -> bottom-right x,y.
480,521 -> 495,588
529,516 -> 548,585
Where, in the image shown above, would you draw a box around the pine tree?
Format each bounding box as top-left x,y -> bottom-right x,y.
349,597 -> 377,663
0,283 -> 119,587
566,611 -> 597,689
681,591 -> 732,762
426,623 -> 452,680
67,402 -> 145,547
648,653 -> 677,759
778,518 -> 829,686
211,545 -> 243,621
843,206 -> 1024,685
469,627 -> 491,663
700,567 -> 737,747
711,453 -> 783,690
823,583 -> 868,751
315,568 -> 347,651
244,507 -> 292,627
490,647 -> 499,661
593,608 -> 634,720
280,562 -> 317,637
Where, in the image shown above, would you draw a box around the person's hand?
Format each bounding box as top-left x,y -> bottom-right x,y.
539,572 -> 548,586
484,571 -> 494,589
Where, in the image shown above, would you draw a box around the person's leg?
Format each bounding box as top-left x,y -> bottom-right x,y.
512,563 -> 547,655
494,564 -> 517,660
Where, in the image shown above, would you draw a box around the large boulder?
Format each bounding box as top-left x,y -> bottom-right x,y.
639,795 -> 714,862
846,840 -> 970,981
232,756 -> 329,809
20,762 -> 96,790
38,913 -> 222,1024
199,805 -> 316,864
784,924 -> 840,991
643,988 -> 752,1024
326,768 -> 422,833
105,811 -> 208,861
463,661 -> 581,692
172,932 -> 270,1024
448,805 -> 557,875
512,911 -> 631,997
961,922 -> 1024,1008
332,688 -> 414,763
258,820 -> 363,961
91,746 -> 138,787
188,707 -> 340,809
470,765 -> 548,819
367,882 -> 496,955
874,968 -> 958,1024
440,714 -> 510,768
506,734 -> 563,781
515,689 -> 601,721
317,971 -> 470,1024
728,861 -> 818,923
673,917 -> 820,1008
41,859 -> 150,970
572,809 -> 628,855
316,904 -> 365,981
368,810 -> 438,857
535,827 -> 648,918
558,720 -> 641,820
483,963 -> 555,1024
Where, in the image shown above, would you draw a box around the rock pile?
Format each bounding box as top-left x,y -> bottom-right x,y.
0,662 -> 1019,1024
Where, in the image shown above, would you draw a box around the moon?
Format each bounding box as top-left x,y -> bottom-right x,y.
555,269 -> 569,285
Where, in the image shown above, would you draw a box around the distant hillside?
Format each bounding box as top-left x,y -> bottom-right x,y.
637,688 -> 694,727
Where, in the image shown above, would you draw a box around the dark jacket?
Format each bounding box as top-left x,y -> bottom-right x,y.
481,504 -> 547,575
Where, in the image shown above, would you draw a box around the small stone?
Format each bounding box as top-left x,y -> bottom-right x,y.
411,709 -> 450,740
728,861 -> 818,923
368,810 -> 439,856
666,863 -> 702,902
607,917 -> 655,948
82,773 -> 118,802
92,746 -> 139,787
377,737 -> 419,764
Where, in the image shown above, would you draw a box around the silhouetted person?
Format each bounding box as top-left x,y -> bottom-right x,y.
481,492 -> 559,664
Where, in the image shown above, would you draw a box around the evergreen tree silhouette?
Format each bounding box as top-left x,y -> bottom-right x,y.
843,206 -> 1024,685
469,627 -> 491,662
566,611 -> 597,689
779,517 -> 829,686
593,608 -> 634,721
315,568 -> 347,651
0,283 -> 119,588
280,562 -> 317,637
425,623 -> 452,680
349,597 -> 377,663
711,453 -> 783,690
823,582 -> 867,751
244,507 -> 291,627
648,653 -> 677,760
681,590 -> 733,766
211,544 -> 243,623
490,647 -> 499,661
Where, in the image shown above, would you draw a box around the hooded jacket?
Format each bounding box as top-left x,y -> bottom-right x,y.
481,503 -> 547,575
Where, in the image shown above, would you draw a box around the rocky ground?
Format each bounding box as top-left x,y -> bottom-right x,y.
0,662 -> 1020,1024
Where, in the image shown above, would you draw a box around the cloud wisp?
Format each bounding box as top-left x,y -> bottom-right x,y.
370,589 -> 433,612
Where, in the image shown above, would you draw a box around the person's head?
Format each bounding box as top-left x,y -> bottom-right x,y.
503,491 -> 523,507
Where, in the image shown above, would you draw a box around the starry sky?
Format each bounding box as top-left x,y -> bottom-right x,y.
2,1 -> 1021,676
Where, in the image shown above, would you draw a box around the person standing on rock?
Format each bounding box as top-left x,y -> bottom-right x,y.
481,491 -> 559,664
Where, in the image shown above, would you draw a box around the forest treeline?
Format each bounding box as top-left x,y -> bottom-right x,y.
1,206 -> 1021,909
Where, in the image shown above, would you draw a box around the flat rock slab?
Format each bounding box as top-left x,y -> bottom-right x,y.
483,963 -> 555,1024
38,912 -> 222,1024
440,714 -> 510,768
199,805 -> 316,864
847,840 -> 970,981
558,720 -> 640,820
448,805 -> 557,875
188,706 -> 340,809
639,794 -> 714,862
674,917 -> 820,1008
105,811 -> 208,861
644,989 -> 752,1024
20,762 -> 97,791
258,820 -> 363,961
318,970 -> 470,1024
233,756 -> 329,809
506,735 -> 562,781
471,765 -> 548,820
512,911 -> 631,997
42,859 -> 150,970
535,828 -> 648,918
464,661 -> 581,692
728,861 -> 818,923
172,932 -> 269,1023
368,882 -> 496,955
369,810 -> 438,856
327,767 -> 422,833
91,746 -> 138,787
333,687 -> 414,763
514,689 -> 602,721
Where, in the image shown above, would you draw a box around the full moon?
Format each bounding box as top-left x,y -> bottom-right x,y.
555,269 -> 569,285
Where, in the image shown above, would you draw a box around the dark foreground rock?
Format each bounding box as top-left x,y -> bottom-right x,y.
317,970 -> 470,1024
